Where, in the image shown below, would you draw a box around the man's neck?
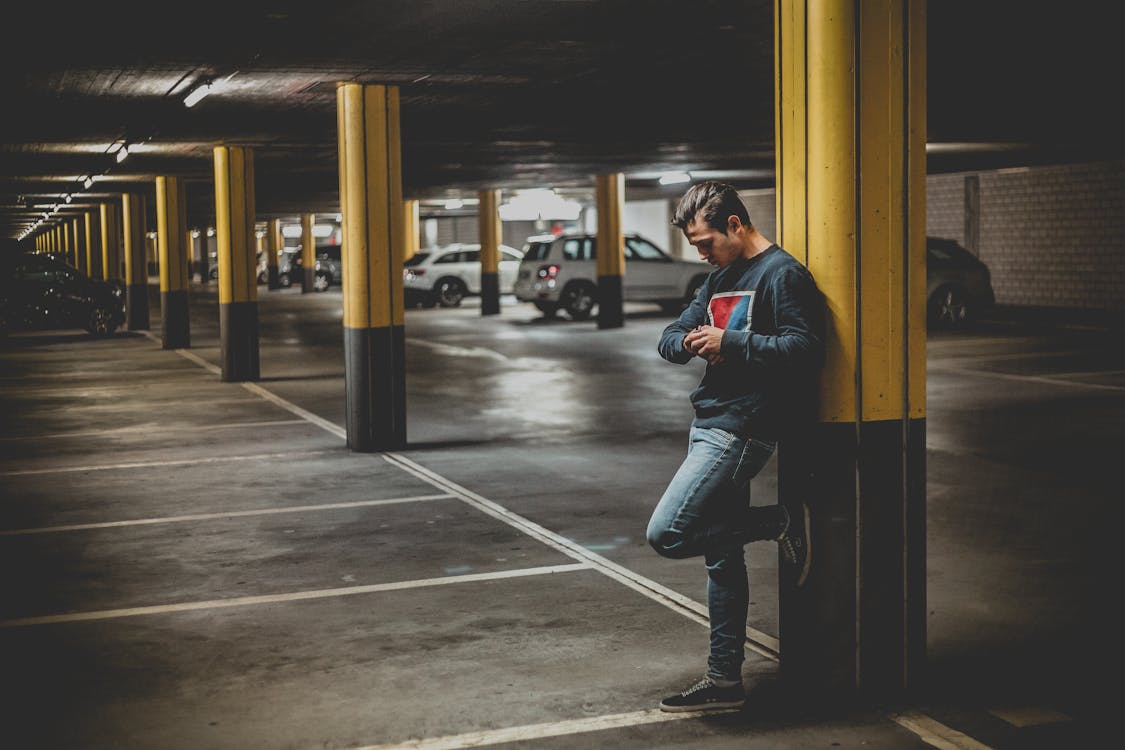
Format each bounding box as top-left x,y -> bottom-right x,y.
742,228 -> 773,259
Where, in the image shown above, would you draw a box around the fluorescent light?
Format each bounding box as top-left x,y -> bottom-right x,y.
444,199 -> 464,210
64,194 -> 72,203
83,176 -> 94,189
183,80 -> 213,108
115,144 -> 129,162
658,171 -> 691,185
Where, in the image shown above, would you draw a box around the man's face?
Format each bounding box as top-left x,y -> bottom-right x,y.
684,215 -> 742,268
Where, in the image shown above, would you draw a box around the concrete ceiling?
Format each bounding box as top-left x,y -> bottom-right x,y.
2,1 -> 1123,239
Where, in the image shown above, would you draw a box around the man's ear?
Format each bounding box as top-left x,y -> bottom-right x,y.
727,215 -> 742,233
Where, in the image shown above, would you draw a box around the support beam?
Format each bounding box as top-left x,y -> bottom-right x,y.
478,188 -> 501,315
301,213 -> 316,293
213,145 -> 261,382
101,201 -> 122,281
156,176 -> 190,348
122,193 -> 149,330
266,218 -> 282,290
595,173 -> 625,329
337,82 -> 406,451
403,199 -> 420,263
775,0 -> 927,699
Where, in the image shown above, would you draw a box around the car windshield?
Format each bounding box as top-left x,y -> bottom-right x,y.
522,241 -> 553,261
404,252 -> 431,267
927,239 -> 980,266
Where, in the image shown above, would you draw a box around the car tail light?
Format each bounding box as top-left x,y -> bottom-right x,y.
403,268 -> 426,280
536,264 -> 560,280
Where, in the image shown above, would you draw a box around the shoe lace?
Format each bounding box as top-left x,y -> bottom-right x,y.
682,678 -> 716,696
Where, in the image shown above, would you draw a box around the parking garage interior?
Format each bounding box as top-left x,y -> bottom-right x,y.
3,2 -> 1124,749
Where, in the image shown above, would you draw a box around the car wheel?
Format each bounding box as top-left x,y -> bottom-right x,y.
533,301 -> 558,317
313,272 -> 331,292
561,282 -> 596,321
929,284 -> 972,328
434,277 -> 466,307
86,306 -> 117,337
278,272 -> 291,288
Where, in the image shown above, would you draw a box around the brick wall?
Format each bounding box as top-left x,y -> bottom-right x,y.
742,161 -> 1125,313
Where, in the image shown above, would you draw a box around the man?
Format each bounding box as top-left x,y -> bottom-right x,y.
647,181 -> 825,712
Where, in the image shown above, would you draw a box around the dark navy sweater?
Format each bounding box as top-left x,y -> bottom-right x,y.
657,245 -> 826,440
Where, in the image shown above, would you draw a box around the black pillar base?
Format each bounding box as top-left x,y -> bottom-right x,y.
778,418 -> 926,699
344,325 -> 406,452
596,275 -> 624,329
160,290 -> 190,349
267,266 -> 280,290
481,271 -> 500,315
219,301 -> 260,382
303,267 -> 316,293
126,283 -> 150,331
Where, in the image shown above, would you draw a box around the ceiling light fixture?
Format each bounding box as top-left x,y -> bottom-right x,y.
658,171 -> 691,185
183,79 -> 214,108
115,144 -> 129,162
64,194 -> 72,203
83,175 -> 94,189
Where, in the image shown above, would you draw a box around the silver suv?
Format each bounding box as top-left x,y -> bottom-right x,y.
513,233 -> 710,320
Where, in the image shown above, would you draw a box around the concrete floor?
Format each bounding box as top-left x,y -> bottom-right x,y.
1,285 -> 1119,749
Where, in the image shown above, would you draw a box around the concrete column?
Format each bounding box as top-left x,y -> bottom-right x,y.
266,218 -> 282,290
595,172 -> 625,329
775,0 -> 927,699
213,146 -> 261,381
71,217 -> 84,269
337,82 -> 406,451
100,201 -> 122,281
122,193 -> 150,330
300,213 -> 316,293
156,176 -> 190,348
477,188 -> 501,315
85,210 -> 103,279
403,199 -> 420,263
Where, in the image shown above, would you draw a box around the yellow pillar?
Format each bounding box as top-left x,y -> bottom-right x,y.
337,82 -> 406,451
477,189 -> 501,315
266,218 -> 282,290
402,199 -> 420,262
595,172 -> 625,329
122,193 -> 150,330
213,145 -> 260,381
156,176 -> 190,348
101,201 -> 122,281
300,213 -> 316,293
775,0 -> 927,697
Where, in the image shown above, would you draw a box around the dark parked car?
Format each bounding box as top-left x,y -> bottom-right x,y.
926,237 -> 995,328
0,252 -> 126,337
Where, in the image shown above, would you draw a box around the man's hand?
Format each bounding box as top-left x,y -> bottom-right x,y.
684,325 -> 725,365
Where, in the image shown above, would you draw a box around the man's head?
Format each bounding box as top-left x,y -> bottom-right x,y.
671,181 -> 753,268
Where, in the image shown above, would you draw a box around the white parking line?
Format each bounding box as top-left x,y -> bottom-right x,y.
0,449 -> 335,477
928,365 -> 1125,392
353,708 -> 724,750
891,712 -> 995,750
0,419 -> 308,442
0,563 -> 591,628
0,494 -> 454,536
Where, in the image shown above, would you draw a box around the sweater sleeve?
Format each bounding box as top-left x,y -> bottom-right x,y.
657,275 -> 711,364
719,265 -> 825,372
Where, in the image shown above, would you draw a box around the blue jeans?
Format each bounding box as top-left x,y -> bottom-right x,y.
646,426 -> 781,682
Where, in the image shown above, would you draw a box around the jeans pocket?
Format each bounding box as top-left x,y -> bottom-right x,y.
731,437 -> 776,486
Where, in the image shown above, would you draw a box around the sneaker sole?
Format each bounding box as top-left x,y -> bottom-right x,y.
795,502 -> 812,588
659,699 -> 744,713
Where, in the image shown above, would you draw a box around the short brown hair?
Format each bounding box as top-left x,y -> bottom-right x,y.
671,181 -> 751,232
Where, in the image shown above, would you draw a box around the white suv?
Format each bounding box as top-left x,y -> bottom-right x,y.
513,233 -> 710,320
403,243 -> 523,307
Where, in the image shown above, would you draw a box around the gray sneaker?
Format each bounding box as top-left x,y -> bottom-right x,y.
777,502 -> 812,587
